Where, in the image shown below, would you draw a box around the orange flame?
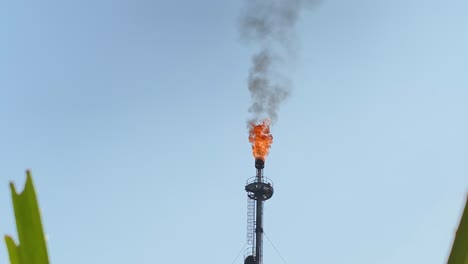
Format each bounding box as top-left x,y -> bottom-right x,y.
249,120 -> 273,160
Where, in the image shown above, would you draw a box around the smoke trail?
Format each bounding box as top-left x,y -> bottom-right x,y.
240,0 -> 313,124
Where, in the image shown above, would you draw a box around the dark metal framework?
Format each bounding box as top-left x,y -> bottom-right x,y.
244,159 -> 274,264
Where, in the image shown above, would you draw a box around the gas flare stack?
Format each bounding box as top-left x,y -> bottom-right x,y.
244,158 -> 274,264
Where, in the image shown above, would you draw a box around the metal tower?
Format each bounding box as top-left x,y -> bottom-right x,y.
244,158 -> 274,264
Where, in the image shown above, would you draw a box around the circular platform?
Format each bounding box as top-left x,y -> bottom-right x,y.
245,180 -> 274,201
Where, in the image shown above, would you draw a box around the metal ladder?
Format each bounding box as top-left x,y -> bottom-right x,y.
246,197 -> 256,249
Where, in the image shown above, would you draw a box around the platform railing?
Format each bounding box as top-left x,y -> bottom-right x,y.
245,176 -> 274,187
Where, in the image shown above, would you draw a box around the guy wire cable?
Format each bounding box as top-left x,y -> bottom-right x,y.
264,232 -> 289,264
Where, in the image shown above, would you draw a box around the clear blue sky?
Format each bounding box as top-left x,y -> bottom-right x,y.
1,0 -> 468,263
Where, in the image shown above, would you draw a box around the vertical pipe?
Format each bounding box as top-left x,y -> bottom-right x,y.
255,168 -> 263,264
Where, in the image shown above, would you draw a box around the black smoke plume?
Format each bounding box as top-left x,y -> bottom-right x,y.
240,0 -> 313,124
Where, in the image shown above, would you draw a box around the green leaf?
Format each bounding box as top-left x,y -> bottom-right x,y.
4,170 -> 50,264
4,235 -> 20,264
448,196 -> 468,264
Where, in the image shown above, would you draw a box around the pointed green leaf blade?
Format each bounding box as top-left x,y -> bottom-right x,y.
9,171 -> 50,264
4,235 -> 20,264
448,196 -> 468,264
